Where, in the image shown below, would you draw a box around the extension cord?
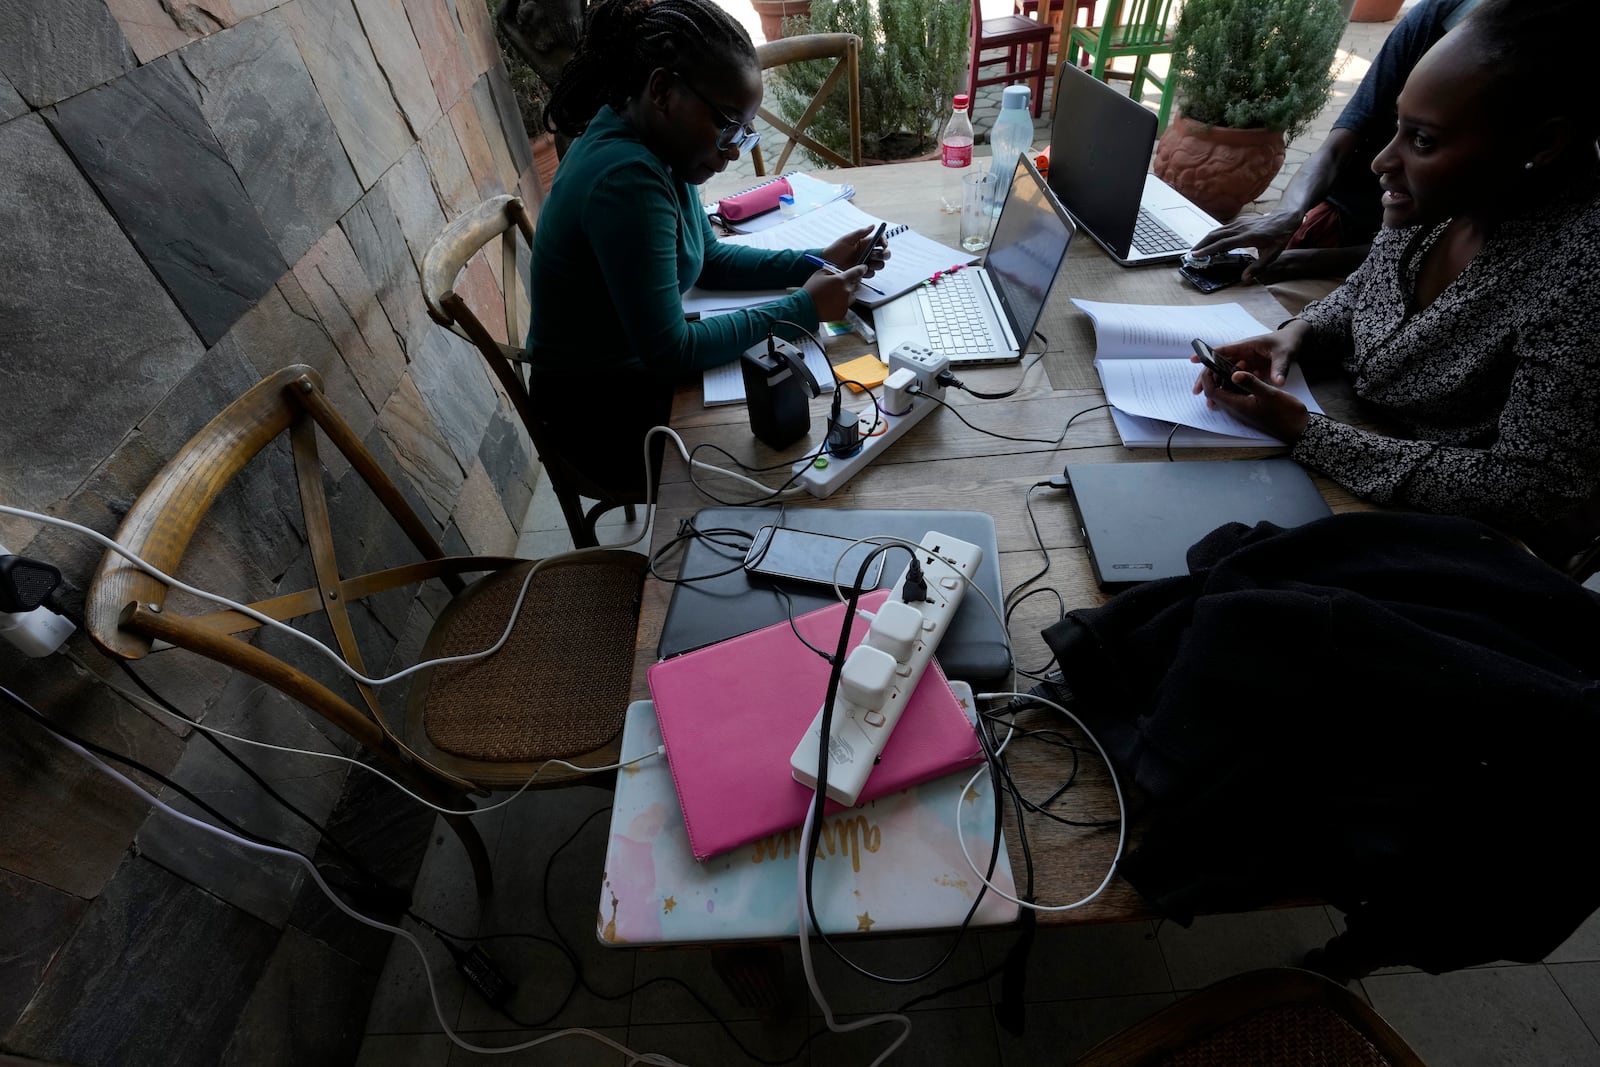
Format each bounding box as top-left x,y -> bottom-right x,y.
790,531 -> 982,805
792,343 -> 950,498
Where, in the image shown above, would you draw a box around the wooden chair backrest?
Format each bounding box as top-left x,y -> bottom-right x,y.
1099,0 -> 1175,46
752,33 -> 862,175
1072,968 -> 1427,1067
84,365 -> 517,791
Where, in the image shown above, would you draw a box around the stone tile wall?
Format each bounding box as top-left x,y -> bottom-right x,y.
0,0 -> 543,1060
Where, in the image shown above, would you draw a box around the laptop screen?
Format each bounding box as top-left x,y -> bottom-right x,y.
1045,62 -> 1157,258
985,155 -> 1075,348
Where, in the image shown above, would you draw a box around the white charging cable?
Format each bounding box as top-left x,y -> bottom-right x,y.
959,690 -> 1126,912
66,645 -> 665,816
30,714 -> 686,1065
796,801 -> 911,1066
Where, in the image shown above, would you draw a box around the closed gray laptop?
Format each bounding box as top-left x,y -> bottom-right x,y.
657,507 -> 1012,685
1064,460 -> 1332,588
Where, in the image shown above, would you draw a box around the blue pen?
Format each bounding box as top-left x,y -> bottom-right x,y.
803,253 -> 885,296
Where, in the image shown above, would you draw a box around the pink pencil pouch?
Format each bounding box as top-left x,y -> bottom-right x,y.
717,177 -> 793,222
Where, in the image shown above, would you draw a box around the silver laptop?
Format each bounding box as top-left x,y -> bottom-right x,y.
874,154 -> 1074,366
1047,62 -> 1221,266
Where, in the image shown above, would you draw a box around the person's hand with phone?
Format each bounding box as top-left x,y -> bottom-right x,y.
1190,322 -> 1314,443
820,225 -> 889,279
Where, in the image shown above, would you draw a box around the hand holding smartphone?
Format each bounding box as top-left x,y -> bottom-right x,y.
855,222 -> 888,268
1191,338 -> 1248,394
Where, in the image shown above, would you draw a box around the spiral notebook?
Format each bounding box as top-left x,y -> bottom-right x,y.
646,589 -> 986,862
708,200 -> 977,309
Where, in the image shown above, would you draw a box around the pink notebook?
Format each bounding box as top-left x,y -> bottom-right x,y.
647,590 -> 985,861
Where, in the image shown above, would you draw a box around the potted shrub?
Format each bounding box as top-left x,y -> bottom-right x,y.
1151,0 -> 1345,221
769,0 -> 969,163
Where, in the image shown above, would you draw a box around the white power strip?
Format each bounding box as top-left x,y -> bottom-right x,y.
790,531 -> 983,806
793,343 -> 950,498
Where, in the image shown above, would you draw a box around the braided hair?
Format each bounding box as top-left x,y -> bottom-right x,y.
544,0 -> 757,137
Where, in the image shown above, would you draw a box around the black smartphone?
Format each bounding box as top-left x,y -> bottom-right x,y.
1191,338 -> 1248,394
743,526 -> 887,592
855,222 -> 888,268
1178,252 -> 1251,294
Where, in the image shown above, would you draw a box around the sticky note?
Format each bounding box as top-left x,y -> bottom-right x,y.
834,354 -> 889,392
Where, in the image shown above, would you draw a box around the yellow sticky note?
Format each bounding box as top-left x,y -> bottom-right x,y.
834,354 -> 889,392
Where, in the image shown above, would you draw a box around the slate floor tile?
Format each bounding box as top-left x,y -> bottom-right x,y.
980,920 -> 1170,1003
808,1004 -> 995,1067
1549,961 -> 1600,1043
995,993 -> 1175,1067
1365,964 -> 1600,1067
1156,906 -> 1339,991
449,1025 -> 633,1065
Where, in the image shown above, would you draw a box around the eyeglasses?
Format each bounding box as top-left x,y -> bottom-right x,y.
673,72 -> 761,153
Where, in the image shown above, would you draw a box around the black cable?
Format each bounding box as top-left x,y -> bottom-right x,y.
771,585 -> 837,665
109,658 -> 404,894
686,439 -> 823,506
535,806 -> 826,1065
647,519 -> 759,584
801,544 -> 1007,985
1002,585 -> 1067,680
1003,482 -> 1057,613
0,682 -> 335,870
938,351 -> 1044,400
1165,419 -> 1181,461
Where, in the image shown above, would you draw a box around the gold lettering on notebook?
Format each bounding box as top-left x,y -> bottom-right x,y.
749,815 -> 881,873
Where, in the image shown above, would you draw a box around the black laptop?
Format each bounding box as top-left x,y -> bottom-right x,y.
1063,460 -> 1332,589
656,507 -> 1013,685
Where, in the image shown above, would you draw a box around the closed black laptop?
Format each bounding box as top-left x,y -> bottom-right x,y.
1064,460 -> 1332,589
656,507 -> 1012,685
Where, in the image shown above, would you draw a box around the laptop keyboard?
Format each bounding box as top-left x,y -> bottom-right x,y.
1131,207 -> 1189,255
915,271 -> 1002,358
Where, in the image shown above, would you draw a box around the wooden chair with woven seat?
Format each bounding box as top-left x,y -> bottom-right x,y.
750,32 -> 862,176
84,364 -> 647,899
421,194 -> 643,550
1060,0 -> 1179,134
1071,967 -> 1428,1067
968,0 -> 1055,118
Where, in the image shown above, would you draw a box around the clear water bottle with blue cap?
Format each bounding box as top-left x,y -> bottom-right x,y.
988,85 -> 1034,210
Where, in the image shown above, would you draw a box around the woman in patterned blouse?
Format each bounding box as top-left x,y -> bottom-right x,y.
1195,0 -> 1600,566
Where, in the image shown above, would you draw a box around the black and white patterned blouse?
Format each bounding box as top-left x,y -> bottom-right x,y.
1293,163 -> 1600,538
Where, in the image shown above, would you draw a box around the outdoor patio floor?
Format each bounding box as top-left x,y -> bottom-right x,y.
356,5 -> 1600,1065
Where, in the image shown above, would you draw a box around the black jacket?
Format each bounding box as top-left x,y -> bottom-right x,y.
1043,512 -> 1600,973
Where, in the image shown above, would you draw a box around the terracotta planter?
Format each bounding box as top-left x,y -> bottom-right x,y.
1151,116 -> 1286,223
1349,0 -> 1405,22
749,0 -> 809,42
531,131 -> 559,195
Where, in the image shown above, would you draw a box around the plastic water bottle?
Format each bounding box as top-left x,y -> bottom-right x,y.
988,85 -> 1034,203
940,93 -> 974,214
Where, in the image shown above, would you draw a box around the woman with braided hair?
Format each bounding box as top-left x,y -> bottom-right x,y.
526,0 -> 883,491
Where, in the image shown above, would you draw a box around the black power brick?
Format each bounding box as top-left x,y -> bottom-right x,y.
446,940 -> 516,1009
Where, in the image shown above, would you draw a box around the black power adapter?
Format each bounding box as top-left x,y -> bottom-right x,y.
742,336 -> 821,449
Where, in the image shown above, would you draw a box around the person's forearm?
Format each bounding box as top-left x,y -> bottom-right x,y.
1272,128 -> 1359,220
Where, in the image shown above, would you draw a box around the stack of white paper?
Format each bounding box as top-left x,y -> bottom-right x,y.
1072,299 -> 1324,448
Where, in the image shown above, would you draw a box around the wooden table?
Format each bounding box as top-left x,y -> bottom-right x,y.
634,159 -> 1364,925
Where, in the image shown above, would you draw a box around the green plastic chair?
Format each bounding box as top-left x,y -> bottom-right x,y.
1062,0 -> 1179,133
